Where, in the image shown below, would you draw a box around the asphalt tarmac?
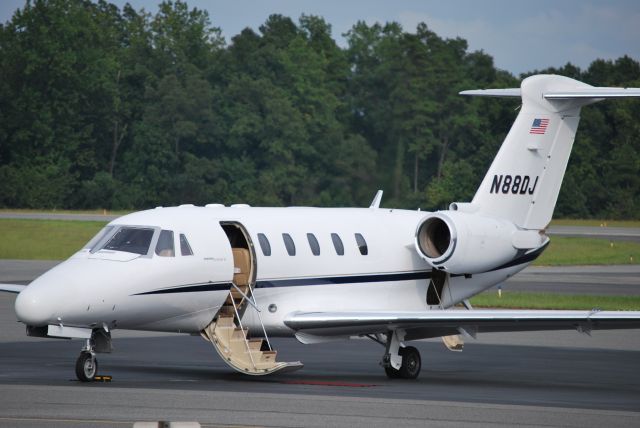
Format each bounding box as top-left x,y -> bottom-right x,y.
1,295 -> 640,427
494,265 -> 640,296
548,225 -> 640,242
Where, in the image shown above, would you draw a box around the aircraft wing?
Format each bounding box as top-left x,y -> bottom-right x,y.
284,309 -> 640,340
0,284 -> 27,294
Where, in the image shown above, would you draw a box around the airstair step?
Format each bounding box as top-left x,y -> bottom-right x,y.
248,339 -> 263,350
261,350 -> 277,362
231,327 -> 248,340
216,315 -> 235,327
218,306 -> 235,316
230,285 -> 248,297
201,280 -> 303,376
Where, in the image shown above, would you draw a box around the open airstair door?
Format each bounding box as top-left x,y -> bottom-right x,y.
201,222 -> 302,375
426,269 -> 464,352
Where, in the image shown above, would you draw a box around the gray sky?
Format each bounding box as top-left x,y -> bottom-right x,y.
1,0 -> 638,75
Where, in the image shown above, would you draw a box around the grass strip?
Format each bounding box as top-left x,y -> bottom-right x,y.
471,291 -> 640,311
533,237 -> 640,266
0,219 -> 106,260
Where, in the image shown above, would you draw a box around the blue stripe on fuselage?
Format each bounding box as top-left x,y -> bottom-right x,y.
132,243 -> 547,295
255,270 -> 432,288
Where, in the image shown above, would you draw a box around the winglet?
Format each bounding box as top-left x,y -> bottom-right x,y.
369,190 -> 383,209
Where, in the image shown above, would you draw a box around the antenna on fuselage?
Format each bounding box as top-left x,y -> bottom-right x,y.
369,190 -> 383,209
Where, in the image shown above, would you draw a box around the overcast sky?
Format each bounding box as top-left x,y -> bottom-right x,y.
1,0 -> 638,75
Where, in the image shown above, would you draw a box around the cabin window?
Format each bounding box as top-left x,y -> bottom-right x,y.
307,233 -> 320,256
258,233 -> 271,256
331,233 -> 344,256
179,234 -> 193,256
282,233 -> 296,256
84,226 -> 115,253
155,230 -> 175,257
103,227 -> 154,255
355,233 -> 368,255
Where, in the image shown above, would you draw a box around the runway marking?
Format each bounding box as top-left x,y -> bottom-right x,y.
281,380 -> 377,387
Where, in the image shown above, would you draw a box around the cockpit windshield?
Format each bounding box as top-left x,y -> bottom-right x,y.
101,227 -> 155,255
83,226 -> 115,253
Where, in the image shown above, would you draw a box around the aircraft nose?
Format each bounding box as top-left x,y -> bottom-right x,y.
15,286 -> 55,326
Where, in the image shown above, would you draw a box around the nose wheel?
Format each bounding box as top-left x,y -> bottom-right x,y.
75,351 -> 98,382
75,337 -> 99,382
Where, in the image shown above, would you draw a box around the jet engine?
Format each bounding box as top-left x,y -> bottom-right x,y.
414,210 -> 538,275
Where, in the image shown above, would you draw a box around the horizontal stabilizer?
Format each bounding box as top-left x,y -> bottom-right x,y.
544,88 -> 640,99
459,88 -> 521,97
460,87 -> 640,100
0,283 -> 26,294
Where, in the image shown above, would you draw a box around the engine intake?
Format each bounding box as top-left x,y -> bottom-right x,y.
417,216 -> 452,259
415,211 -> 535,274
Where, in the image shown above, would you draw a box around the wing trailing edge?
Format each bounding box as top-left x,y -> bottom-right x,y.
284,309 -> 640,338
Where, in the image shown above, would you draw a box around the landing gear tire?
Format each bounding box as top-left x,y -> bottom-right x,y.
75,352 -> 98,382
384,365 -> 401,379
385,346 -> 421,379
399,346 -> 421,379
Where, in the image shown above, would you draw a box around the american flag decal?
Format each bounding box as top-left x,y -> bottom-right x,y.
529,118 -> 549,134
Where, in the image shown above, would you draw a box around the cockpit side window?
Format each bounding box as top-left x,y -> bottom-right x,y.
84,226 -> 115,253
179,233 -> 193,256
155,230 -> 175,257
103,227 -> 154,255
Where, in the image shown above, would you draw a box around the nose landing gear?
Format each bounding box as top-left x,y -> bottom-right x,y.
75,330 -> 110,382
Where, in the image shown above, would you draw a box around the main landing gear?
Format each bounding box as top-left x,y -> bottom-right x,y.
379,330 -> 422,379
384,346 -> 421,379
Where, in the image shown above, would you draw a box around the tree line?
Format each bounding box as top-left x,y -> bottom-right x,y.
0,0 -> 638,218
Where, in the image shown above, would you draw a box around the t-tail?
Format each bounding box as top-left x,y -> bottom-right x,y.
464,74 -> 640,230
413,75 -> 640,276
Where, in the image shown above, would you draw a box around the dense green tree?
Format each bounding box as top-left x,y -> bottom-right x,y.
0,0 -> 637,218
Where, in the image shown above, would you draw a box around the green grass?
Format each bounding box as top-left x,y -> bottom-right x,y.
0,219 -> 106,260
533,237 -> 640,266
471,291 -> 640,310
550,219 -> 640,228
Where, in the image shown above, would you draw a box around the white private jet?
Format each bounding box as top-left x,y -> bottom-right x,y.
3,74 -> 640,382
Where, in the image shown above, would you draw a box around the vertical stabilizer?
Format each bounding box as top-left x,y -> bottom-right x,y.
462,75 -> 640,230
